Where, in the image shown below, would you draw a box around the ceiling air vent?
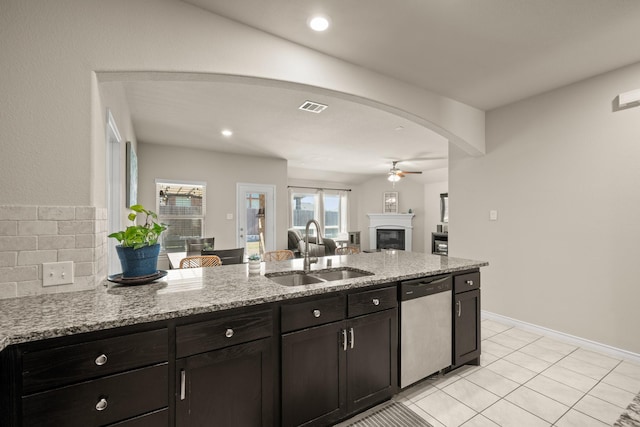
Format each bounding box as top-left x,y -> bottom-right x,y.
299,100 -> 328,113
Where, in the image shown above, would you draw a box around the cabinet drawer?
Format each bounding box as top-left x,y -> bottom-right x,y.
22,329 -> 168,393
177,309 -> 273,358
281,294 -> 346,333
348,286 -> 397,318
22,363 -> 168,427
108,408 -> 168,427
454,272 -> 480,294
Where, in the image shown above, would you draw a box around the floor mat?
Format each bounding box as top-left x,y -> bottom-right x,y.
614,391 -> 640,427
344,402 -> 433,427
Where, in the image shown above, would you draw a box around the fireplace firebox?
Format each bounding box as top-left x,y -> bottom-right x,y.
376,229 -> 405,250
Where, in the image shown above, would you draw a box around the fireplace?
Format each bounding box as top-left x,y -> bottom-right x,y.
367,213 -> 415,251
376,229 -> 405,250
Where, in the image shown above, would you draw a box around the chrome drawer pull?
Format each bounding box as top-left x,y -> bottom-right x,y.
342,329 -> 348,351
95,354 -> 108,366
349,327 -> 355,349
372,298 -> 380,306
95,398 -> 108,411
225,328 -> 234,338
466,280 -> 474,286
313,309 -> 321,318
180,369 -> 186,400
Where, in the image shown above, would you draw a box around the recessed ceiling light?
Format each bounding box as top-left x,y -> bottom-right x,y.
308,15 -> 330,32
221,129 -> 233,137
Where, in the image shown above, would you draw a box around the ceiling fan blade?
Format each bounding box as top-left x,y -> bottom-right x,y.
401,170 -> 422,175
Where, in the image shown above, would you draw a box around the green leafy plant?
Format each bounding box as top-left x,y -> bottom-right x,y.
248,254 -> 261,261
108,204 -> 168,249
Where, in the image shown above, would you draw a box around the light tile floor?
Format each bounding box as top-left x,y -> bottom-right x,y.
336,318 -> 640,427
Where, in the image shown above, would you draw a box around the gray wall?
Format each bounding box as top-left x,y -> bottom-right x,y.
450,61 -> 640,354
137,143 -> 289,251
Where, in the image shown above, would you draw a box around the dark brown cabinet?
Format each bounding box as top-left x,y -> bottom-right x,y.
175,308 -> 274,427
18,328 -> 169,427
281,286 -> 397,427
453,271 -> 481,367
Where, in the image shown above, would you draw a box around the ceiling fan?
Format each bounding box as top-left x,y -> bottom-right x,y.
387,161 -> 422,183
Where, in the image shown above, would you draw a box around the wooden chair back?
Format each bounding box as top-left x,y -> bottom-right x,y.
179,255 -> 222,269
335,246 -> 360,255
263,250 -> 295,262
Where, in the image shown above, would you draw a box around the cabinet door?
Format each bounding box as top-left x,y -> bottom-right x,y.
281,321 -> 347,427
346,309 -> 397,414
454,290 -> 481,366
176,338 -> 273,427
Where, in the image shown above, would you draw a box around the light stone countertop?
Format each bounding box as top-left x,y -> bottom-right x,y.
0,251 -> 488,352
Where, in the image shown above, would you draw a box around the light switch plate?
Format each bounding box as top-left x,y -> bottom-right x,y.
43,261 -> 74,286
226,213 -> 233,220
489,210 -> 498,221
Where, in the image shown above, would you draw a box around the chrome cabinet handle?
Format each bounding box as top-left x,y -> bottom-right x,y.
313,309 -> 321,318
225,328 -> 234,338
466,280 -> 474,286
372,298 -> 380,306
457,300 -> 462,317
180,369 -> 186,400
349,327 -> 355,349
95,398 -> 108,411
342,329 -> 348,351
95,354 -> 108,366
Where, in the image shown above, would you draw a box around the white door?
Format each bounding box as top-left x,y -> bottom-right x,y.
237,183 -> 276,258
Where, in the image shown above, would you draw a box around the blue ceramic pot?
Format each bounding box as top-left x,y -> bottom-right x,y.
115,244 -> 160,278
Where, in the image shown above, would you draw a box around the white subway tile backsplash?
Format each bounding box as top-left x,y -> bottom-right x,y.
0,282 -> 17,299
0,221 -> 17,236
18,250 -> 57,266
18,221 -> 58,236
0,206 -> 37,221
0,205 -> 107,299
58,220 -> 95,235
38,235 -> 76,250
58,248 -> 95,263
0,236 -> 37,251
0,266 -> 39,283
38,206 -> 75,221
0,252 -> 17,267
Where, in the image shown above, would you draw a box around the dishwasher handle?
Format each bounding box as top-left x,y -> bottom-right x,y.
400,275 -> 452,300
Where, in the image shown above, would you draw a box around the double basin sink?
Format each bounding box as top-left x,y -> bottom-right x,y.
265,267 -> 374,286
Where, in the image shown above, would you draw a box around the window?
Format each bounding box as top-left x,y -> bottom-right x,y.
156,180 -> 206,252
290,189 -> 349,239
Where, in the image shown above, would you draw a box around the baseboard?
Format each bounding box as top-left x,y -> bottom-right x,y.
481,310 -> 640,365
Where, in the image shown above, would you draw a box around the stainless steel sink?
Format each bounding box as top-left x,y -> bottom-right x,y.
264,271 -> 325,286
310,267 -> 374,281
265,267 -> 374,286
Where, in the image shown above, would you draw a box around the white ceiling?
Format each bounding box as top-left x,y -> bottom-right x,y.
121,0 -> 640,184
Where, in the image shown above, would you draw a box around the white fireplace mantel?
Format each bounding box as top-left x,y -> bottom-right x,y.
367,213 -> 415,251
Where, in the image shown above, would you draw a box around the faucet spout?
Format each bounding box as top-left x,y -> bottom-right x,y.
303,219 -> 322,272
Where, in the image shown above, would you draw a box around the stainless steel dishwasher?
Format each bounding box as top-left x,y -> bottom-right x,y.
399,274 -> 452,388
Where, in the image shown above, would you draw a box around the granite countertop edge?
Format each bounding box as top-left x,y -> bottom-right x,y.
0,252 -> 488,352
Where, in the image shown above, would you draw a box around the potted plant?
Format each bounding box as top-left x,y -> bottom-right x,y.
247,253 -> 261,275
108,204 -> 167,278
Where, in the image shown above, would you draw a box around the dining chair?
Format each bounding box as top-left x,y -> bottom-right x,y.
335,246 -> 360,255
186,237 -> 215,254
203,247 -> 245,265
179,255 -> 222,268
263,250 -> 295,262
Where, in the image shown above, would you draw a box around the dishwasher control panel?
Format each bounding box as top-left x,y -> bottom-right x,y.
400,274 -> 452,301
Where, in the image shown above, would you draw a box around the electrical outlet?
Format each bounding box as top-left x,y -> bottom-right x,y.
43,261 -> 74,286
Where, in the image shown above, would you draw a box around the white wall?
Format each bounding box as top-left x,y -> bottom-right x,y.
450,62 -> 640,354
137,143 -> 288,251
0,0 -> 483,208
356,177 -> 426,253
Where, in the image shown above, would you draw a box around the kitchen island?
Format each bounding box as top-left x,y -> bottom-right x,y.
0,251 -> 487,426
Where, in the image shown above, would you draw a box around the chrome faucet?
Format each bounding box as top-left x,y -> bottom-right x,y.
303,219 -> 323,272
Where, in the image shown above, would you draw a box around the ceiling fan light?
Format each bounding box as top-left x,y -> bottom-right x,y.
388,173 -> 401,182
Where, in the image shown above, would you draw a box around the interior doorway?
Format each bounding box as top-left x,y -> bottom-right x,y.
237,183 -> 276,259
